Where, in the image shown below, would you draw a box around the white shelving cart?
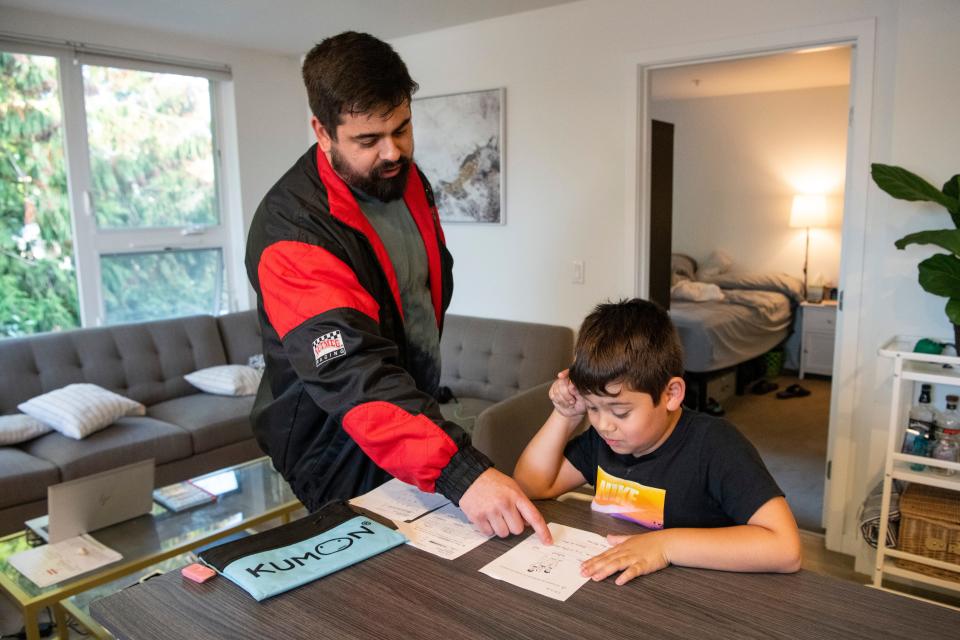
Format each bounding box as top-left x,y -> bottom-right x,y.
876,337 -> 960,604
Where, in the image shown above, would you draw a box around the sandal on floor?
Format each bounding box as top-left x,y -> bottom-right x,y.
776,383 -> 811,399
751,380 -> 779,395
704,397 -> 726,417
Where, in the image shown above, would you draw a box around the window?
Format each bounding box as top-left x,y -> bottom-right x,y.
0,51 -> 78,336
0,39 -> 235,336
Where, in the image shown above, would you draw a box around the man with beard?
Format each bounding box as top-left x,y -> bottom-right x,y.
245,32 -> 550,543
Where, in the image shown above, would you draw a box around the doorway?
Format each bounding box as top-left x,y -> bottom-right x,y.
627,19 -> 877,553
648,47 -> 852,533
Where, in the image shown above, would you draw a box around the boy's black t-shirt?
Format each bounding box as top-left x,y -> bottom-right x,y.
563,409 -> 783,529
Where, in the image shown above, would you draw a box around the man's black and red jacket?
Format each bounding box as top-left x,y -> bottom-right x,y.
245,145 -> 491,511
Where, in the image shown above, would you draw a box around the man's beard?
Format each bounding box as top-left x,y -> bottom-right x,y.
330,146 -> 411,202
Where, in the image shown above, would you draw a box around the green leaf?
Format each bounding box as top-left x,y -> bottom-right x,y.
944,174 -> 960,203
895,229 -> 960,255
871,163 -> 960,213
918,253 -> 960,298
946,298 -> 960,325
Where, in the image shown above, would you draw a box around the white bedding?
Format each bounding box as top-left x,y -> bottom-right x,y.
668,267 -> 800,373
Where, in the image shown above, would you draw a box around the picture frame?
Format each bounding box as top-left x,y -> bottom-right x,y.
412,87 -> 505,224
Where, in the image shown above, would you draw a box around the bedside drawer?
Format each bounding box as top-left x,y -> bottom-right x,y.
804,306 -> 836,333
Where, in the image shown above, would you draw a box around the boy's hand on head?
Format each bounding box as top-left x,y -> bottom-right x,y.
580,532 -> 669,585
549,370 -> 586,419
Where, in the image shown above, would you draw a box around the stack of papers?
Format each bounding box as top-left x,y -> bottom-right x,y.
8,534 -> 122,588
351,480 -> 612,601
350,479 -> 491,560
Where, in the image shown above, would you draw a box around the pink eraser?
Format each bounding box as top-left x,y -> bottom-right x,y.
181,563 -> 217,583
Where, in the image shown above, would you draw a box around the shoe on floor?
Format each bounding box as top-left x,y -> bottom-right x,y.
704,397 -> 726,417
751,380 -> 779,395
776,383 -> 811,399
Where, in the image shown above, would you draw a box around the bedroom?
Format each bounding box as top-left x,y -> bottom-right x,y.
648,47 -> 851,533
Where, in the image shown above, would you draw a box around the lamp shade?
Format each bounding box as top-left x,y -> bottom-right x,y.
789,194 -> 828,228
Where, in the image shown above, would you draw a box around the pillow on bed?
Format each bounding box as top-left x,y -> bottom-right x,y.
697,250 -> 734,279
671,253 -> 698,282
671,280 -> 725,302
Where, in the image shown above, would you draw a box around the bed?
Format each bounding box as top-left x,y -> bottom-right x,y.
667,253 -> 804,409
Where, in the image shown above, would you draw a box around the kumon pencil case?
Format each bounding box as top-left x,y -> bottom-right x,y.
198,501 -> 406,601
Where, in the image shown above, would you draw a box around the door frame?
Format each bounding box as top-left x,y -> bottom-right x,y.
623,19 -> 876,554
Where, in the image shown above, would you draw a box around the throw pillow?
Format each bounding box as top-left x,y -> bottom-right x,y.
0,414 -> 53,445
670,280 -> 725,302
17,383 -> 146,440
248,353 -> 265,372
185,365 -> 261,396
697,249 -> 734,279
670,253 -> 698,282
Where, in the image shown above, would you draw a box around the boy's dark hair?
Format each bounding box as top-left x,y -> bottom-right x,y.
302,31 -> 419,141
568,298 -> 684,405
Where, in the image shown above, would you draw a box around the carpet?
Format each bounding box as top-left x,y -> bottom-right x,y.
719,374 -> 831,532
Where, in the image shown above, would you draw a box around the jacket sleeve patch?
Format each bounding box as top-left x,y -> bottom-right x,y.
342,401 -> 459,493
312,330 -> 347,367
258,241 -> 379,340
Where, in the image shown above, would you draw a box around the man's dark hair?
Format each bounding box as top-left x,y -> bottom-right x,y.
568,298 -> 684,405
302,31 -> 418,140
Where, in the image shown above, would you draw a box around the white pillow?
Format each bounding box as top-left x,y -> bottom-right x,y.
671,280 -> 725,302
18,383 -> 146,440
184,365 -> 261,396
697,249 -> 734,279
0,414 -> 53,445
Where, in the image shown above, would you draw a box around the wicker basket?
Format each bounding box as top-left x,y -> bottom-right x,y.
895,483 -> 960,582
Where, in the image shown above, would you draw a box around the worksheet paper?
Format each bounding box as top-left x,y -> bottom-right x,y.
396,503 -> 493,560
479,523 -> 609,601
349,478 -> 450,523
8,534 -> 122,588
350,479 -> 491,559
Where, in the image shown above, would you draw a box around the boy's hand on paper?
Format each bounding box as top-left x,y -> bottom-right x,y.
580,532 -> 669,585
549,370 -> 586,420
460,468 -> 553,544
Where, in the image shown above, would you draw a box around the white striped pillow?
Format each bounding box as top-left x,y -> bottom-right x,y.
17,384 -> 146,440
184,365 -> 261,396
0,414 -> 53,445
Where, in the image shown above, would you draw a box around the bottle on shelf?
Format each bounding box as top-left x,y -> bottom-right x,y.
904,384 -> 935,470
931,394 -> 960,475
910,434 -> 929,471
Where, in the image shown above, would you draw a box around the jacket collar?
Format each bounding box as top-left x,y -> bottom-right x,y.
314,145 -> 444,327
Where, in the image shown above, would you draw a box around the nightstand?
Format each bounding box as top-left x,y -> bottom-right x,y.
799,301 -> 838,378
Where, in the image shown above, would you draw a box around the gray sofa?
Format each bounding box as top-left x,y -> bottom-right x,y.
439,314 -> 574,474
0,311 -> 264,535
0,311 -> 573,535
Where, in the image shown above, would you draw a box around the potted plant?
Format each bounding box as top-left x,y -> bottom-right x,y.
871,163 -> 960,345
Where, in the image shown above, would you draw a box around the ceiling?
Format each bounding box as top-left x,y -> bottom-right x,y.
0,0 -> 580,56
651,46 -> 852,100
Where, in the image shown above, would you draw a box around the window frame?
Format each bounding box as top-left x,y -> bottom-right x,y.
0,36 -> 238,328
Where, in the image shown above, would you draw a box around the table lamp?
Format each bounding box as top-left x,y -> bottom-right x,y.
789,194 -> 828,300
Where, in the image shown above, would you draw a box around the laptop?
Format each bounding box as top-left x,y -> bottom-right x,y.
26,459 -> 156,544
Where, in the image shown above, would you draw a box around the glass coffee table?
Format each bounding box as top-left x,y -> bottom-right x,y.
0,457 -> 301,640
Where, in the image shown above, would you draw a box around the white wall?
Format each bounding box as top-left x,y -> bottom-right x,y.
392,0 -> 903,330
651,85 -> 849,287
391,0 -> 960,570
0,6 -> 307,309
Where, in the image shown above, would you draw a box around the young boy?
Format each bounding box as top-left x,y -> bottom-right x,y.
514,299 -> 801,585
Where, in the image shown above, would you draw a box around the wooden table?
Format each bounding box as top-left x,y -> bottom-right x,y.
91,498 -> 959,639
